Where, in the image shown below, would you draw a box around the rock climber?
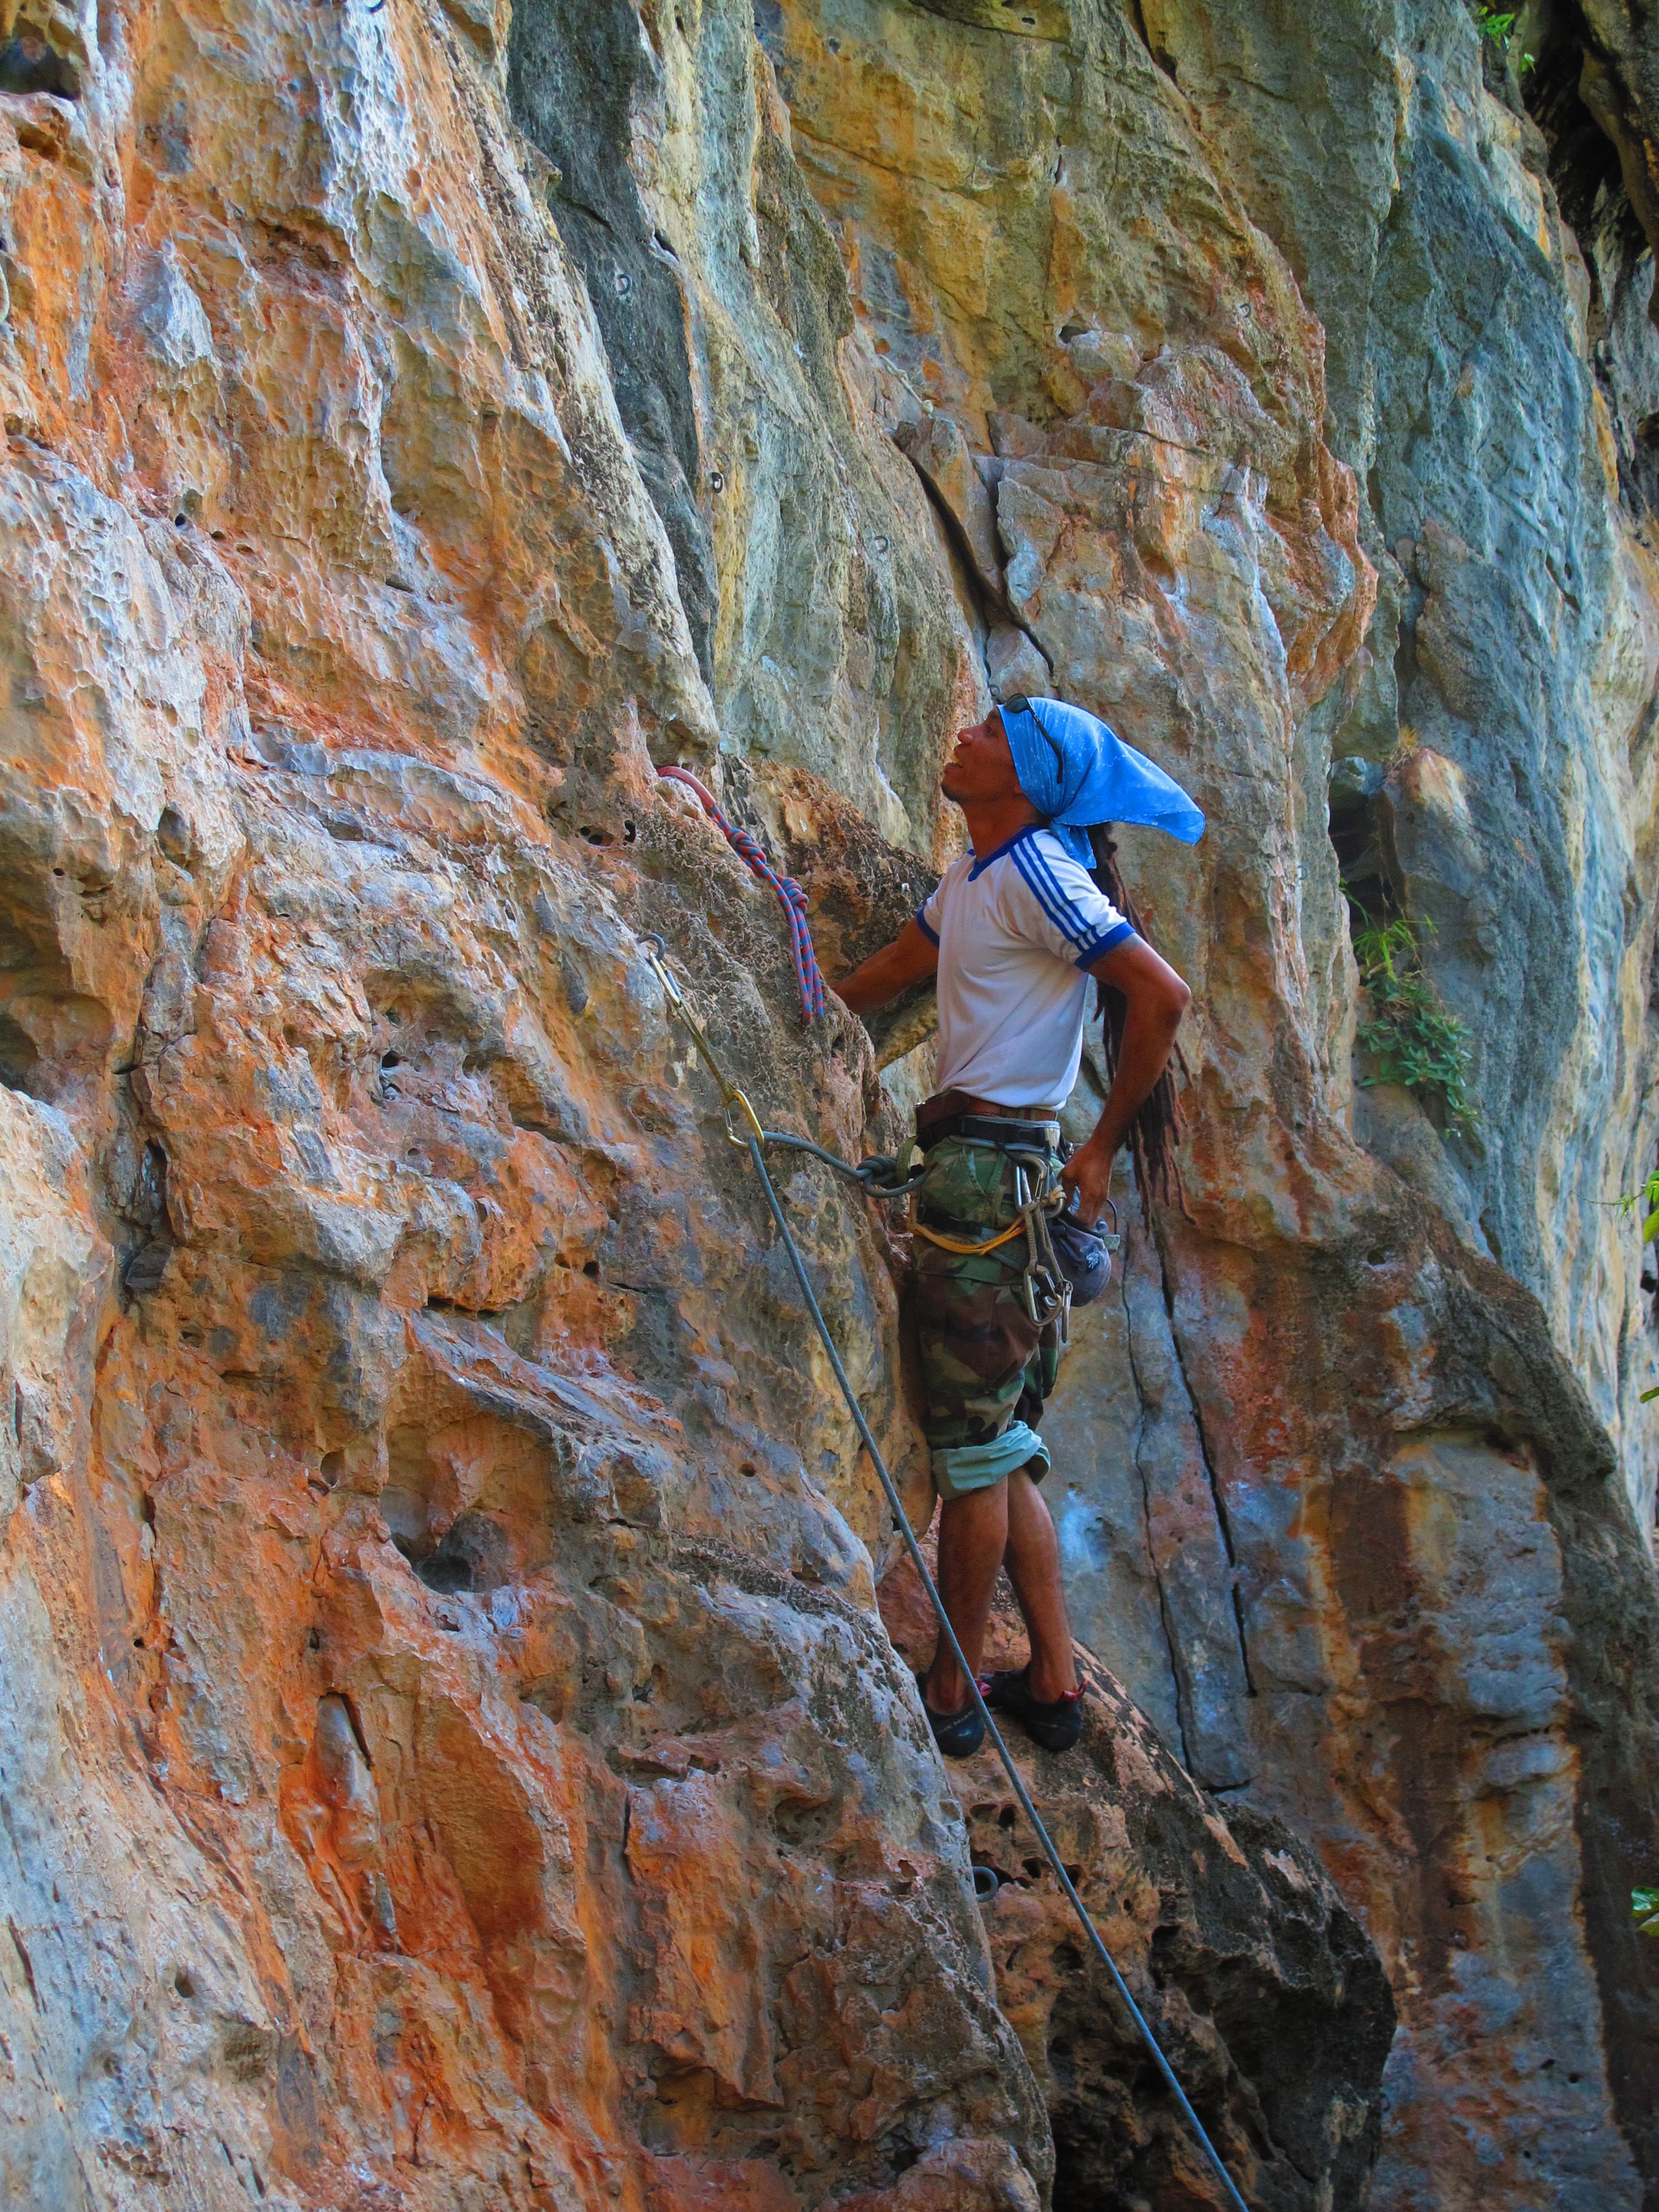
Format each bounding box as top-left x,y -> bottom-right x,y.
832,695 -> 1203,1757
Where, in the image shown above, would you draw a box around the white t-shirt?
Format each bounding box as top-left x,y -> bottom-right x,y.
916,826 -> 1133,1107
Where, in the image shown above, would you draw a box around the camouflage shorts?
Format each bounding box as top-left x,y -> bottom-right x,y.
911,1133 -> 1062,1501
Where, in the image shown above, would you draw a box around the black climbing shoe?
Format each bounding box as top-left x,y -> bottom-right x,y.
985,1666 -> 1085,1752
916,1672 -> 985,1759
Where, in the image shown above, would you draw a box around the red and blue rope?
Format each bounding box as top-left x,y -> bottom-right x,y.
657,767 -> 826,1024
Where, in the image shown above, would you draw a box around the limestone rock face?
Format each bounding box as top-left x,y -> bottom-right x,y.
765,1 -> 1659,2200
0,0 -> 1655,2208
877,1549 -> 1397,2210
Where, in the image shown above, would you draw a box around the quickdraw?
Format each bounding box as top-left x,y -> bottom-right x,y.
640,935 -> 924,1199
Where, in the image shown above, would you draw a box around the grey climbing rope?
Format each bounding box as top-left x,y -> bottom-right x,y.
751,1125 -> 930,1199
638,936 -> 1252,2212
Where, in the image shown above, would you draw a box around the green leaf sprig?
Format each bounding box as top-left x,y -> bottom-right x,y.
1348,903 -> 1477,1131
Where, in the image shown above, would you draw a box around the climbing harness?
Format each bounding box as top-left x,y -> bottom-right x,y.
638,934 -> 1252,2212
912,1143 -> 1071,1338
911,1133 -> 1121,1344
657,766 -> 826,1024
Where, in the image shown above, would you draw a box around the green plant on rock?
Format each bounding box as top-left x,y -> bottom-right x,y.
1348,903 -> 1477,1130
1468,2 -> 1535,69
1609,1170 -> 1659,1400
1611,1167 -> 1659,1242
1635,1886 -> 1659,1934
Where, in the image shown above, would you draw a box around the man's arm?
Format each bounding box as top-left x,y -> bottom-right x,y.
833,918 -> 940,1016
1061,936 -> 1191,1223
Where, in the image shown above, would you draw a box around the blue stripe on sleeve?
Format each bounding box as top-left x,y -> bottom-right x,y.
1025,836 -> 1126,939
1073,922 -> 1135,970
914,906 -> 940,947
1010,840 -> 1091,948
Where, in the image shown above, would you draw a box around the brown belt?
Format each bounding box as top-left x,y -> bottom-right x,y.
961,1094 -> 1064,1118
916,1086 -> 1062,1133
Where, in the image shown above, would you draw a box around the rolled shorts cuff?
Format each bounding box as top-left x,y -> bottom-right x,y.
931,1422 -> 1050,1500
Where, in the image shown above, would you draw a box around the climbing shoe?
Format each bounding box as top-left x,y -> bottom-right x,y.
916,1672 -> 985,1759
984,1666 -> 1085,1752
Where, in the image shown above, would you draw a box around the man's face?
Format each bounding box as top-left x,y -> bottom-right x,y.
941,709 -> 1024,806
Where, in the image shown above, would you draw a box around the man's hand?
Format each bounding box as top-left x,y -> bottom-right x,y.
1061,936 -> 1191,1222
833,917 -> 940,1016
1059,1133 -> 1116,1225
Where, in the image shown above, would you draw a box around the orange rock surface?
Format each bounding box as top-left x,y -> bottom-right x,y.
0,0 -> 1655,2206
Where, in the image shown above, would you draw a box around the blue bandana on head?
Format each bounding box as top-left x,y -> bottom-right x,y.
998,695 -> 1205,864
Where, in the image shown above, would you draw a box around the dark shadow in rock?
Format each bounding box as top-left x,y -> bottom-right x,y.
0,1009 -> 41,1094
0,990 -> 112,1104
0,27 -> 79,97
506,0 -> 715,679
409,1510 -> 512,1595
122,1240 -> 172,1295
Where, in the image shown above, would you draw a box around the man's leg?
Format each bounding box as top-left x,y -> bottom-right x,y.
1003,1465 -> 1077,1700
923,1480 -> 1009,1714
910,1135 -> 1053,1725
